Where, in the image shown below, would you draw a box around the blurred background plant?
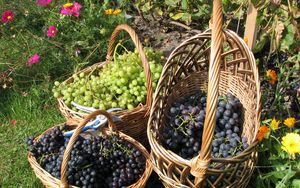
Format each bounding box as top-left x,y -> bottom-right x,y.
125,0 -> 251,33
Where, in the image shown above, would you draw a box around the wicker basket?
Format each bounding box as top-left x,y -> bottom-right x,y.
58,24 -> 153,146
147,0 -> 261,187
28,110 -> 152,188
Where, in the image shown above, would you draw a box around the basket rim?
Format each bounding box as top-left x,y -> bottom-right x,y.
27,122 -> 153,188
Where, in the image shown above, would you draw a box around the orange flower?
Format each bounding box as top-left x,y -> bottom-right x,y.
257,125 -> 270,141
244,36 -> 248,44
266,69 -> 277,85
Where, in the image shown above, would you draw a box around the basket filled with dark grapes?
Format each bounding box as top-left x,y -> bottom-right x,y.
53,24 -> 163,146
147,1 -> 261,187
27,110 -> 152,188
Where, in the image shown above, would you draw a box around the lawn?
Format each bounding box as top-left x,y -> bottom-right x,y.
0,87 -> 64,187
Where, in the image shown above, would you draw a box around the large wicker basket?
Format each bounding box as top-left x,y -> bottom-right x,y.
147,0 -> 261,187
58,24 -> 153,146
28,110 -> 152,188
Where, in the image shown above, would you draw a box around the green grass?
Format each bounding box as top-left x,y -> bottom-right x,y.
0,86 -> 65,187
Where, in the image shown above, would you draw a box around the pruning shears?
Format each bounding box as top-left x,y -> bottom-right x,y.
63,101 -> 122,137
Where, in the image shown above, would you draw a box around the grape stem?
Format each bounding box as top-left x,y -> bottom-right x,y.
113,43 -> 129,62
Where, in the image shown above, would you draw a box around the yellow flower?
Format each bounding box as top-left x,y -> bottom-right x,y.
105,9 -> 122,15
266,69 -> 277,85
105,9 -> 114,15
257,125 -> 270,142
63,3 -> 73,8
270,118 -> 280,130
284,117 -> 296,128
281,133 -> 300,159
113,9 -> 122,15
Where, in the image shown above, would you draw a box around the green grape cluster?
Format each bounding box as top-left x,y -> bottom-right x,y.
53,47 -> 163,111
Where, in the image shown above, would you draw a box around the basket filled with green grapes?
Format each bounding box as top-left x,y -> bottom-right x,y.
52,24 -> 163,146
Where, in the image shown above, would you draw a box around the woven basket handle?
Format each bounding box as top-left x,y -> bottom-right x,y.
190,0 -> 223,184
105,24 -> 152,112
60,110 -> 116,187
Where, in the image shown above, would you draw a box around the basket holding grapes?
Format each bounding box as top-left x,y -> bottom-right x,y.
53,24 -> 163,146
147,0 -> 261,187
27,110 -> 152,188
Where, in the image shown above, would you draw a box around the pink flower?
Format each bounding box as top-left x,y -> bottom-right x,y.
47,26 -> 57,37
1,10 -> 15,23
27,54 -> 40,66
10,119 -> 17,126
60,2 -> 82,17
36,0 -> 52,6
71,2 -> 82,17
60,8 -> 72,15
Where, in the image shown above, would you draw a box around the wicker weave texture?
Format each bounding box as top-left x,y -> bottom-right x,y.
147,0 -> 261,186
28,110 -> 152,188
58,24 -> 152,146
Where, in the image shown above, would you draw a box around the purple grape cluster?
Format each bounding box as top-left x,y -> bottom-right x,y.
26,125 -> 65,158
161,92 -> 249,159
26,127 -> 146,188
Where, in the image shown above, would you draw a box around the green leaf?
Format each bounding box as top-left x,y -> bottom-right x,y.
262,119 -> 272,124
140,2 -> 152,12
236,8 -> 245,18
280,23 -> 296,50
170,12 -> 192,24
262,168 -> 295,180
181,0 -> 188,10
156,8 -> 163,16
275,167 -> 296,188
223,0 -> 230,7
180,13 -> 192,24
253,34 -> 269,53
165,0 -> 181,7
171,13 -> 184,20
296,160 -> 300,170
292,179 -> 300,188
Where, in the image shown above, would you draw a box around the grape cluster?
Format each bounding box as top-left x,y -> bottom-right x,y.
53,47 -> 163,111
26,127 -> 146,188
26,126 -> 65,158
161,92 -> 248,159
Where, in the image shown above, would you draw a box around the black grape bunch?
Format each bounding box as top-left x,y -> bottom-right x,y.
26,126 -> 146,188
162,92 -> 248,160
